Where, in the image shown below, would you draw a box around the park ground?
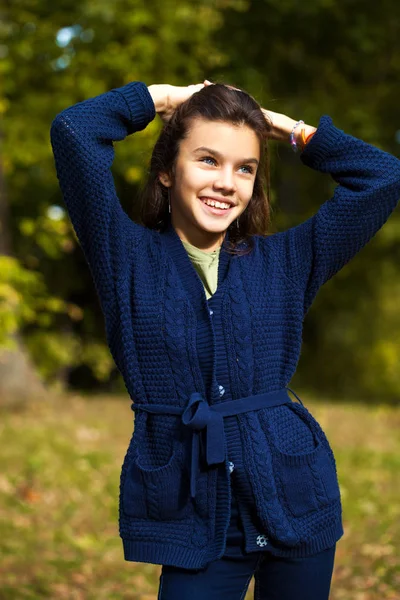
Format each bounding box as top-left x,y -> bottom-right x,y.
0,393 -> 399,599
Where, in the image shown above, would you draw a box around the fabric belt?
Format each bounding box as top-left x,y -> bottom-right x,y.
131,386 -> 303,499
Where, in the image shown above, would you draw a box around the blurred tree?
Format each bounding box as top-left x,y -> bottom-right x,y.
1,0 -> 399,401
0,0 -> 236,399
210,0 -> 400,400
0,76 -> 48,406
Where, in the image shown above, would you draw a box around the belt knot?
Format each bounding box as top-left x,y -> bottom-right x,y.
182,392 -> 226,498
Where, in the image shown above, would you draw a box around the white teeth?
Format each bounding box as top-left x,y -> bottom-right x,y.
201,198 -> 231,209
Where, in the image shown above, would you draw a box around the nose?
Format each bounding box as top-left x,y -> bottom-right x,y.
213,166 -> 237,193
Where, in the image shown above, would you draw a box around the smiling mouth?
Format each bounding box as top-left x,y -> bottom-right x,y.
199,197 -> 235,213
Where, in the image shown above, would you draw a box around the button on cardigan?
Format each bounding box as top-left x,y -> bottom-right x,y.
181,239 -> 273,558
50,80 -> 400,570
179,240 -> 255,558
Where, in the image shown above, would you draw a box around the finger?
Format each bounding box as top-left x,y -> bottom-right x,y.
188,83 -> 205,91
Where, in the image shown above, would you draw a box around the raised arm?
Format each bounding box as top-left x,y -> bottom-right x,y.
50,81 -> 156,311
266,114 -> 400,317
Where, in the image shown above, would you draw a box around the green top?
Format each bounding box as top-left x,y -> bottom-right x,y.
181,239 -> 220,300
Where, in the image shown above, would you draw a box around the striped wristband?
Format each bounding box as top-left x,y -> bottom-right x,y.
290,120 -> 304,152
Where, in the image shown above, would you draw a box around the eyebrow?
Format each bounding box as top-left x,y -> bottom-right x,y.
192,146 -> 259,166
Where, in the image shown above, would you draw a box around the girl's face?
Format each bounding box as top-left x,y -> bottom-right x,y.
160,118 -> 260,252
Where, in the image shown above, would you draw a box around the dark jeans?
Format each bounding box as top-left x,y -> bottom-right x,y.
157,544 -> 336,600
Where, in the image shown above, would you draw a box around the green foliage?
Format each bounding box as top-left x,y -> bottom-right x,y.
0,256 -> 67,347
19,214 -> 73,261
24,331 -> 115,383
213,0 -> 400,399
1,0 -> 400,395
0,257 -> 115,384
1,0 -> 238,390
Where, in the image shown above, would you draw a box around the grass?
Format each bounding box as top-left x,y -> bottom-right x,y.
0,392 -> 399,599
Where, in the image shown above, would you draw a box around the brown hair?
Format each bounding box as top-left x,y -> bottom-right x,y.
138,82 -> 273,256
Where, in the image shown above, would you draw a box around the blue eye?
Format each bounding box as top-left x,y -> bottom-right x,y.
200,156 -> 254,174
240,165 -> 254,174
201,156 -> 216,166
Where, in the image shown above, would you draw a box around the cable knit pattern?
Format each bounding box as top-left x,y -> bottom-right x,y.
241,412 -> 299,544
163,260 -> 196,405
50,79 -> 400,569
224,275 -> 254,398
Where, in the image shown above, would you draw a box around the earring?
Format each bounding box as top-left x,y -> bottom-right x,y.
168,188 -> 171,213
236,216 -> 239,229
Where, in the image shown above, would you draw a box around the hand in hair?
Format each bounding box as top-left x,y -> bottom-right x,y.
148,81 -> 316,148
260,107 -> 317,146
147,81 -> 212,124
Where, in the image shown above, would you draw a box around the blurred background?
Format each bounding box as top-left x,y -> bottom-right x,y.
0,0 -> 399,598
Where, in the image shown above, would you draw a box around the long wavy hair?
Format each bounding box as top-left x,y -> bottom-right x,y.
138,82 -> 273,256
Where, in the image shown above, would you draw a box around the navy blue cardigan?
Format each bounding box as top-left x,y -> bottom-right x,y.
50,81 -> 400,569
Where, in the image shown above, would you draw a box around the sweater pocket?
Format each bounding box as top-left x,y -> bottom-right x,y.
266,402 -> 341,517
122,438 -> 191,521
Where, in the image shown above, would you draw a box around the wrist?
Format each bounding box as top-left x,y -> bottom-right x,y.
274,116 -> 316,144
285,118 -> 317,146
147,84 -> 168,113
261,108 -> 316,147
292,124 -> 317,151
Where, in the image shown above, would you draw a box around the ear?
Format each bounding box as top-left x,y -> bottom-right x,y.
158,172 -> 172,188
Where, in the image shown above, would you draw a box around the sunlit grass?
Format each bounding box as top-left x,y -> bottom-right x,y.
0,393 -> 399,599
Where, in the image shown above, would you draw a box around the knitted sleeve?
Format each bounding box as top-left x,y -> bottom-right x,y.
269,115 -> 400,317
50,81 -> 156,310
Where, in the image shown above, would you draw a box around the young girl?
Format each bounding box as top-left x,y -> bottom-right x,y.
50,79 -> 400,600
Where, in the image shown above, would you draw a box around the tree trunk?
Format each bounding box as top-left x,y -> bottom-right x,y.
0,128 -> 48,408
0,340 -> 48,408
